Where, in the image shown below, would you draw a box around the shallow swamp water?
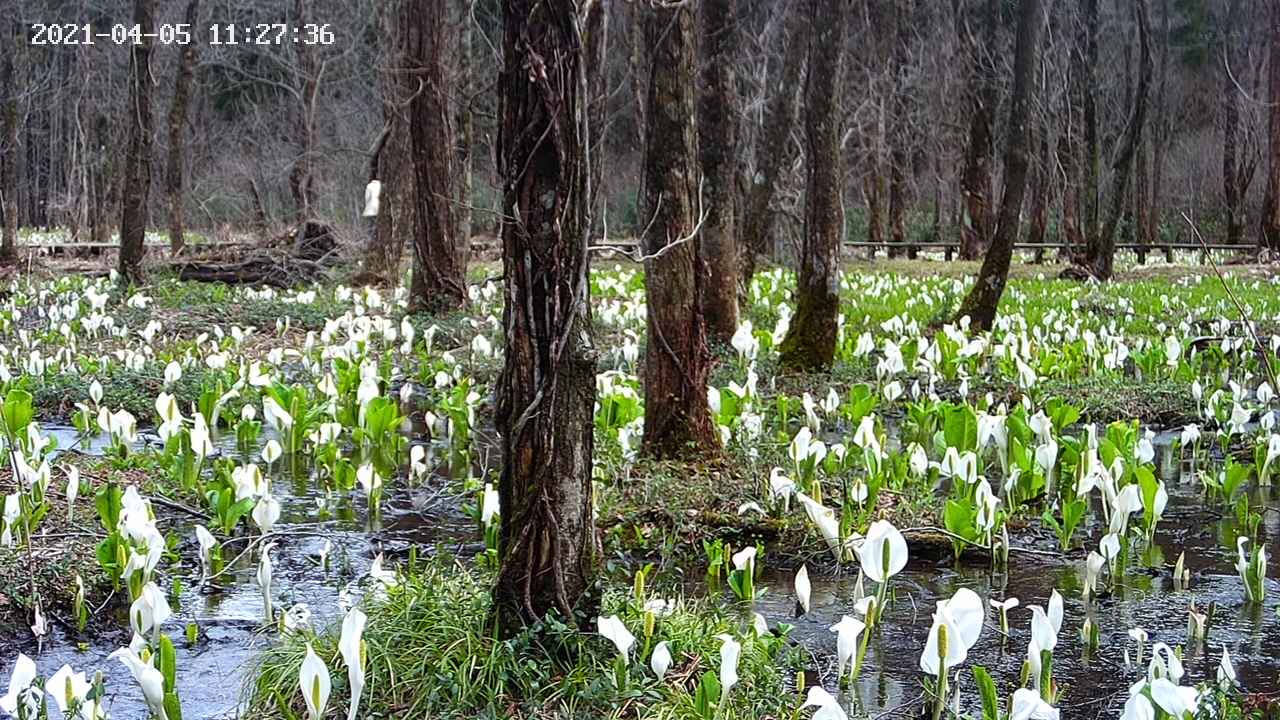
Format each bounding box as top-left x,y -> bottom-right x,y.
2,425 -> 1277,719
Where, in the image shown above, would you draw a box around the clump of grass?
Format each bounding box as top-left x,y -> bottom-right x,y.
246,560 -> 802,720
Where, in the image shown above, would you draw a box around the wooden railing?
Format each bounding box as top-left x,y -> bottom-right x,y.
842,240 -> 1248,263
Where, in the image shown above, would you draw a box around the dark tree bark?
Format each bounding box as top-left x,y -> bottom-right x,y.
886,0 -> 913,259
1029,122 -> 1050,257
959,0 -> 998,260
364,0 -> 411,280
1079,0 -> 1151,280
778,0 -> 848,370
406,0 -> 466,312
493,0 -> 598,632
1222,0 -> 1245,246
1081,0 -> 1100,244
1263,0 -> 1280,250
118,0 -> 156,287
697,0 -> 740,345
456,0 -> 475,258
641,0 -> 720,458
1150,0 -> 1171,254
956,0 -> 1042,330
166,0 -> 200,256
740,3 -> 807,282
585,0 -> 609,222
290,0 -> 318,224
0,32 -> 18,265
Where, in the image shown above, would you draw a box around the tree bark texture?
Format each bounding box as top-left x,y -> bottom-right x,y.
778,0 -> 848,370
493,0 -> 599,632
166,0 -> 200,255
1222,0 -> 1244,246
364,0 -> 411,280
118,0 -> 156,287
1082,0 -> 1150,280
406,0 -> 466,312
957,0 -> 1042,330
959,0 -> 998,260
1263,0 -> 1280,250
740,3 -> 807,282
697,0 -> 740,344
0,34 -> 17,265
641,0 -> 720,459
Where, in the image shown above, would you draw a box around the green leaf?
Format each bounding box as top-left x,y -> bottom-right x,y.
972,666 -> 999,720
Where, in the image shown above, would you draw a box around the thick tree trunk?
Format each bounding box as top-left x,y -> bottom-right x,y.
697,0 -> 740,345
740,4 -> 807,282
1081,0 -> 1151,280
0,37 -> 17,265
1263,0 -> 1280,250
641,1 -> 720,458
778,0 -> 848,370
166,0 -> 200,256
492,0 -> 598,632
118,0 -> 156,287
406,0 -> 466,312
957,0 -> 1042,330
959,0 -> 998,260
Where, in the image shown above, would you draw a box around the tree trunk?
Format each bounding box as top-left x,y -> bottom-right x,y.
290,0 -> 317,224
959,0 -> 998,260
118,0 -> 156,287
1029,123 -> 1049,258
1081,0 -> 1151,280
456,0 -> 475,258
886,0 -> 913,260
166,0 -> 200,256
1150,0 -> 1170,252
0,34 -> 17,265
740,3 -> 807,283
492,0 -> 598,632
957,0 -> 1042,330
641,0 -> 720,459
364,0 -> 410,280
697,0 -> 740,345
778,0 -> 848,370
1222,0 -> 1244,246
1263,0 -> 1280,250
1082,0 -> 1100,245
406,0 -> 466,312
585,0 -> 609,227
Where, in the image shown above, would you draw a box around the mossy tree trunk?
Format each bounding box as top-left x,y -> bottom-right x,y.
778,0 -> 848,371
493,0 -> 598,632
641,0 -> 720,459
118,0 -> 156,287
165,0 -> 200,256
956,0 -> 1042,331
697,0 -> 740,345
406,0 -> 466,312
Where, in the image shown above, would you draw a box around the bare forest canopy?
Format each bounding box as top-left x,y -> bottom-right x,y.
2,0 -> 1280,259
